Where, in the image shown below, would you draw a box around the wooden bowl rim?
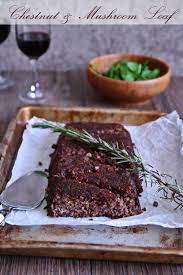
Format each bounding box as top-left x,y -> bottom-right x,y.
88,53 -> 171,84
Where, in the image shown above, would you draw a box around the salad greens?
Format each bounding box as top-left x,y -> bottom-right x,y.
102,60 -> 160,81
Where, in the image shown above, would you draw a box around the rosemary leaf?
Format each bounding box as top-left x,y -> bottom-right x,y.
34,170 -> 49,178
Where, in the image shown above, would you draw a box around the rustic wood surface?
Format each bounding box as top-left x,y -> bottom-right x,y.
0,70 -> 183,274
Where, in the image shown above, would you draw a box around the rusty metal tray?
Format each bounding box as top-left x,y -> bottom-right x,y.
0,105 -> 183,263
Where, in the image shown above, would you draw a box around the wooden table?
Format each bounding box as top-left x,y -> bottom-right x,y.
0,70 -> 183,274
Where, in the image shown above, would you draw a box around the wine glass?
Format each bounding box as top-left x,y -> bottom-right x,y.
0,23 -> 13,90
15,25 -> 51,103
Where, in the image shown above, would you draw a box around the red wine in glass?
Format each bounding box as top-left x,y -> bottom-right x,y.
0,25 -> 10,44
16,32 -> 50,59
15,25 -> 51,103
0,24 -> 13,90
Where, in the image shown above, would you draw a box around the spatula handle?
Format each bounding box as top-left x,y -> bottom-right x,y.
0,206 -> 12,226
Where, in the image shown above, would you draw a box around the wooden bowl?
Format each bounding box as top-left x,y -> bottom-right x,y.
87,53 -> 171,105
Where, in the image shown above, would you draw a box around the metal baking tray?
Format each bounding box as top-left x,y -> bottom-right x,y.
0,105 -> 183,263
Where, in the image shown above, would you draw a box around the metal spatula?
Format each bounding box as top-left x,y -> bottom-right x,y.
0,172 -> 48,225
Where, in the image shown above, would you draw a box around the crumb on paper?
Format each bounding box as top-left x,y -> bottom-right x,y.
153,201 -> 158,207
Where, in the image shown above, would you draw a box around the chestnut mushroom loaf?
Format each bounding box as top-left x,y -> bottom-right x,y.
47,122 -> 143,218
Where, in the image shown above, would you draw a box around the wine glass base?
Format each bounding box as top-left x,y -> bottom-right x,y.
19,89 -> 46,104
0,77 -> 14,90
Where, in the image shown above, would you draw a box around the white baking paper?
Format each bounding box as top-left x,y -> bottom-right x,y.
5,111 -> 183,228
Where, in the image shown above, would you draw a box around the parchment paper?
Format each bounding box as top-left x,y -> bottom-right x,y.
5,111 -> 183,228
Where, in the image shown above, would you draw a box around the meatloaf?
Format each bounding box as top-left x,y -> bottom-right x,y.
47,122 -> 143,218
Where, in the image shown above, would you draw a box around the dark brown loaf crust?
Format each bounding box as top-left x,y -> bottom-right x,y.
47,122 -> 143,218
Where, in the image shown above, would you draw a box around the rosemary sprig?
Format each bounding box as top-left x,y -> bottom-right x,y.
32,120 -> 183,209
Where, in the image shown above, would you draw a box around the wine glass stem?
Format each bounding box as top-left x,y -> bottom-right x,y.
0,73 -> 6,84
30,59 -> 39,93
